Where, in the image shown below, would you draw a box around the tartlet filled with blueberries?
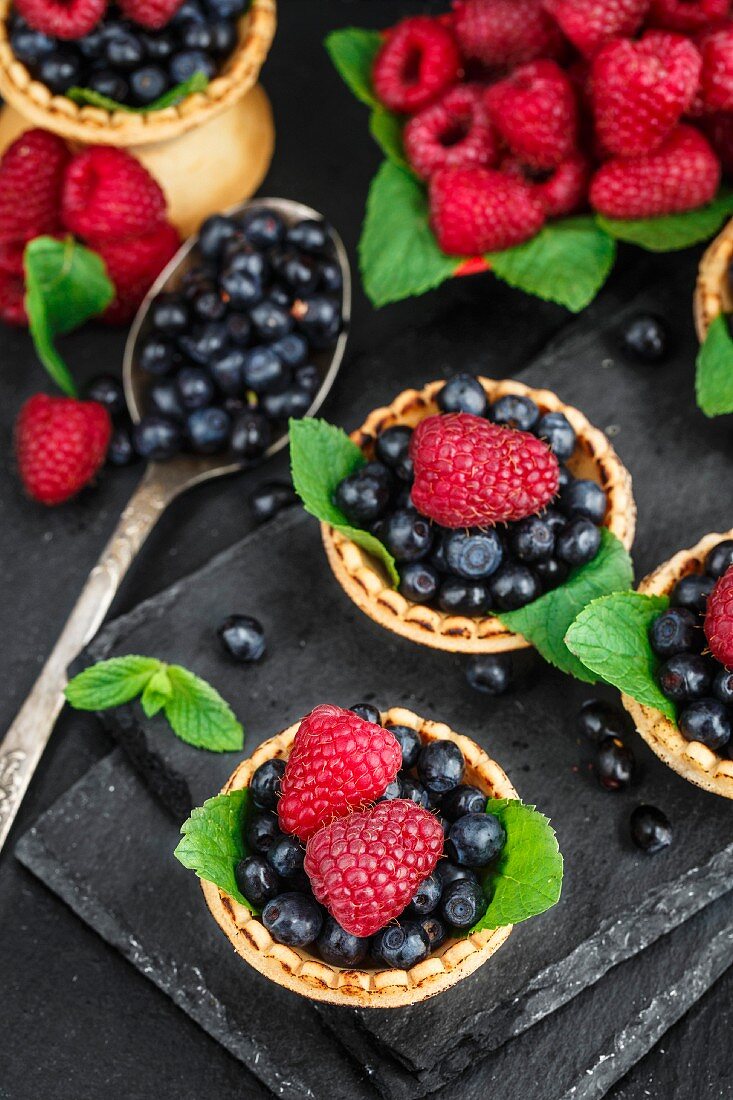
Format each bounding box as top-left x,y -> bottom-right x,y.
175,703 -> 562,1007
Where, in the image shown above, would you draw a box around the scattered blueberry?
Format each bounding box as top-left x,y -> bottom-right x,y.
217,614 -> 266,663
620,313 -> 669,363
577,700 -> 627,742
417,740 -> 465,794
230,409 -> 271,461
248,481 -> 298,525
596,736 -> 635,791
630,805 -> 673,854
465,654 -> 512,696
262,893 -> 323,948
250,758 -> 285,810
107,425 -> 137,467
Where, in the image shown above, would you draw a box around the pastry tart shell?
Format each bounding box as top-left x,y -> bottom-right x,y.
694,217 -> 733,342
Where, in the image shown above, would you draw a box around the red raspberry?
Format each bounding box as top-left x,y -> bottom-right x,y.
404,84 -> 498,180
485,60 -> 578,171
61,146 -> 167,244
372,17 -> 461,115
590,124 -> 721,218
429,166 -> 545,255
0,270 -> 27,326
410,412 -> 560,528
591,32 -> 702,158
648,0 -> 730,32
118,0 -> 183,29
304,800 -> 444,938
697,27 -> 733,112
704,112 -> 733,173
0,129 -> 69,242
97,221 -> 180,324
15,394 -> 111,505
15,0 -> 105,38
277,704 -> 402,843
502,153 -> 590,217
452,0 -> 563,68
0,236 -> 30,275
704,565 -> 733,668
542,0 -> 650,58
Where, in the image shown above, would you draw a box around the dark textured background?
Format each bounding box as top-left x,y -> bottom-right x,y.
1,2 -> 732,1098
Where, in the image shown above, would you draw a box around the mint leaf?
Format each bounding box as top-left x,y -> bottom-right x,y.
359,161 -> 456,307
487,217 -> 616,313
24,236 -> 114,397
67,73 -> 209,113
324,27 -> 381,108
289,417 -> 400,585
498,529 -> 634,682
565,591 -> 675,719
141,666 -> 173,718
596,189 -> 733,253
65,655 -> 162,709
472,799 -> 563,931
696,313 -> 733,418
174,789 -> 252,909
164,666 -> 243,752
369,108 -> 409,170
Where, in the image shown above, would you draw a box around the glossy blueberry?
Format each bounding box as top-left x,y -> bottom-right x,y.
248,480 -> 297,524
77,24 -> 106,57
577,700 -> 627,743
398,561 -> 440,604
537,411 -> 575,460
250,758 -> 286,810
177,366 -> 214,410
670,573 -> 715,614
148,379 -> 185,422
557,465 -> 573,492
375,425 -> 413,478
267,284 -> 291,308
436,374 -> 488,417
441,785 -> 487,821
260,387 -> 311,421
130,64 -> 167,104
630,805 -> 672,854
490,393 -> 539,432
441,878 -> 487,929
88,69 -> 129,101
560,479 -> 606,524
510,515 -> 554,562
241,346 -> 289,394
234,856 -> 280,909
408,872 -> 442,917
179,321 -> 228,365
172,0 -> 207,21
140,30 -> 175,59
208,18 -> 237,54
169,48 -> 216,83
386,724 -> 421,770
678,699 -> 731,750
438,577 -> 491,616
657,654 -> 712,703
488,563 -> 541,611
435,862 -> 479,890
106,28 -> 144,69
86,375 -> 125,418
596,736 -> 635,791
421,915 -> 448,950
534,557 -> 569,589
273,248 -> 319,293
319,259 -> 342,293
465,653 -> 512,696
204,0 -> 247,20
241,207 -> 285,249
294,363 -> 320,395
220,265 -> 263,309
286,218 -> 329,255
107,426 -> 137,467
262,893 -> 323,948
417,740 -> 465,794
180,19 -> 213,49
38,47 -> 81,92
267,834 -> 305,879
556,518 -> 601,565
150,293 -> 189,336
187,406 -> 230,453
349,703 -> 381,725
217,614 -> 266,662
316,917 -> 369,967
209,347 -> 245,396
713,668 -> 733,707
269,332 -> 308,368
649,607 -> 702,658
377,778 -> 403,802
133,415 -> 182,460
371,922 -> 430,969
444,528 -> 503,580
705,540 -> 733,578
251,299 -> 294,342
382,509 -> 433,563
229,409 -> 271,460
191,283 -> 227,322
447,812 -> 505,868
225,312 -> 252,347
10,24 -> 54,66
198,214 -> 238,260
245,810 -> 281,854
333,468 -> 390,526
139,336 -> 174,376
540,507 -> 567,536
293,294 -> 341,347
400,775 -> 430,808
621,313 -> 669,363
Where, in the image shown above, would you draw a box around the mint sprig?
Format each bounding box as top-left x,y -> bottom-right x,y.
65,655 -> 243,752
174,789 -> 252,909
565,591 -> 676,720
596,189 -> 733,253
67,72 -> 209,114
696,313 -> 733,418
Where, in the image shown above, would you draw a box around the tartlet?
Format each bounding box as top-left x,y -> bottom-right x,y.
694,217 -> 733,343
321,377 -> 636,655
623,528 -> 733,800
203,707 -> 518,1007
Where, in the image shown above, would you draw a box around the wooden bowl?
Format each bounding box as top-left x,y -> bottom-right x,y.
321,378 -> 636,655
694,217 -> 733,342
623,528 -> 733,799
203,707 -> 519,1007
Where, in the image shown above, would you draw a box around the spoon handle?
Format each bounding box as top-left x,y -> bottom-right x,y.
0,463 -> 184,853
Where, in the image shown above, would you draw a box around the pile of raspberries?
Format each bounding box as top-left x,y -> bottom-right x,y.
0,128 -> 180,326
15,0 -> 183,37
371,0 -> 733,254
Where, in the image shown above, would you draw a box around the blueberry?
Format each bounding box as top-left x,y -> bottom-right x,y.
649,607 -> 702,657
267,834 -> 304,879
273,249 -> 320,294
107,426 -> 137,467
169,48 -> 216,83
630,805 -> 672,854
88,69 -> 130,101
187,406 -> 230,453
208,19 -> 237,54
293,294 -> 341,347
438,577 -> 491,616
234,856 -> 280,909
536,411 -> 575,460
488,563 -> 541,611
140,30 -> 176,60
541,507 -> 568,536
444,528 -> 503,580
657,653 -> 712,703
177,366 -> 214,410
382,509 -> 433,563
150,293 -> 189,336
139,335 -> 174,375
229,409 -> 271,460
225,313 -> 252,347
447,812 -> 505,867
375,425 -> 413,478
149,379 -> 185,422
556,518 -> 601,565
436,374 -> 488,417
130,64 -> 168,104
418,740 -> 465,794
621,313 -> 669,363
250,299 -> 294,342
596,736 -> 635,791
408,872 -> 442,917
534,558 -> 569,589
220,264 -> 263,308
316,917 -> 369,967
269,332 -> 308,368
333,469 -> 390,526
241,347 -> 289,394
377,778 -> 403,802
421,915 -> 448,950
209,347 -> 245,396
400,775 -> 430,808
398,561 -> 440,604
441,785 -> 487,821
510,515 -> 554,562
349,703 -> 381,725
678,699 -> 731,750
319,259 -> 342,293
441,878 -> 487,930
180,19 -> 213,50
557,465 -> 573,492
133,415 -> 182,460
386,724 -> 421,770
204,0 -> 247,19
217,614 -> 266,662
198,214 -> 239,260
241,207 -> 285,250
245,810 -> 282,854
248,480 -> 297,524
560,479 -> 606,524
266,283 -> 291,308
262,893 -> 323,948
39,48 -> 82,92
294,363 -> 320,395
577,700 -> 627,742
260,387 -> 311,421
371,922 -> 430,969
179,321 -> 228,365
86,375 -> 125,418
465,654 -> 512,696
250,758 -> 286,810
670,574 -> 715,614
490,394 -> 539,432
713,668 -> 733,707
106,29 -> 145,70
286,218 -> 329,255
435,862 -> 479,890
705,540 -> 733,578
11,25 -> 54,66
77,25 -> 106,58
191,283 -> 227,322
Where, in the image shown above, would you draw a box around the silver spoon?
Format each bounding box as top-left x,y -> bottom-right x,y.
0,197 -> 351,851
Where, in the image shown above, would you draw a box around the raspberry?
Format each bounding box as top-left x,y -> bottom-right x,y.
704,565 -> 733,668
0,236 -> 30,276
118,0 -> 183,29
590,124 -> 721,218
61,146 -> 168,245
277,704 -> 402,842
96,221 -> 180,324
543,0 -> 649,58
372,16 -> 461,115
0,129 -> 69,242
304,800 -> 444,938
502,153 -> 590,217
698,27 -> 733,112
648,0 -> 730,32
15,0 -> 105,39
15,394 -> 111,505
403,84 -> 498,180
0,270 -> 27,326
485,60 -> 578,171
409,412 -> 560,528
452,0 -> 563,68
704,112 -> 733,173
591,32 -> 702,158
429,166 -> 545,255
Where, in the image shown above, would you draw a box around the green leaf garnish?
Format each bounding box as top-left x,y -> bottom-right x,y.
65,655 -> 244,752
498,529 -> 634,682
24,236 -> 115,397
596,189 -> 733,253
369,108 -> 409,170
472,799 -> 563,931
289,417 -> 399,586
565,591 -> 676,719
324,27 -> 381,109
486,217 -> 617,314
66,72 -> 209,114
174,790 -> 252,909
696,312 -> 733,418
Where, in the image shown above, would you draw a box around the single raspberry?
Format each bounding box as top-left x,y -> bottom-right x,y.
404,84 -> 498,180
648,0 -> 730,32
0,270 -> 27,326
429,166 -> 545,255
61,146 -> 167,244
96,221 -> 180,324
704,565 -> 733,668
590,124 -> 721,218
485,60 -> 578,171
409,412 -> 560,528
704,112 -> 733,173
15,394 -> 111,505
372,17 -> 461,115
304,799 -> 444,938
0,129 -> 69,242
542,0 -> 650,58
118,0 -> 183,29
452,0 -> 563,68
591,32 -> 702,158
15,0 -> 105,39
502,153 -> 590,217
697,27 -> 733,112
277,704 -> 402,842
